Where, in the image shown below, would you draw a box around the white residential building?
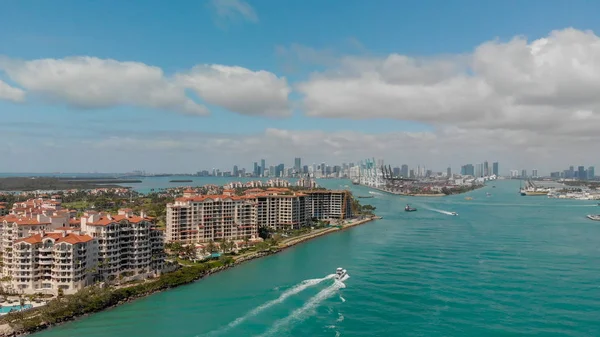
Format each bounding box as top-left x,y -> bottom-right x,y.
0,207 -> 165,295
80,209 -> 163,282
12,232 -> 97,295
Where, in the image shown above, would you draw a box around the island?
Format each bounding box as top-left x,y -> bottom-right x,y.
0,179 -> 378,336
0,177 -> 141,191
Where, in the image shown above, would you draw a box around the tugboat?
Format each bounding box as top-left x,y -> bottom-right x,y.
335,267 -> 348,280
404,204 -> 417,212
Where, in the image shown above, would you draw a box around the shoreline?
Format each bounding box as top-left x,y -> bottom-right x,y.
0,215 -> 379,337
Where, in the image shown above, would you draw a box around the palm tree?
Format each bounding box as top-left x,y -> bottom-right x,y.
206,240 -> 216,254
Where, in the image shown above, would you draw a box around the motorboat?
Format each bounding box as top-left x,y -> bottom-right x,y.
450,212 -> 458,216
335,267 -> 348,280
586,214 -> 600,221
404,204 -> 417,212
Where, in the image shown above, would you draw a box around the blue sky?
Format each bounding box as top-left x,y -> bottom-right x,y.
1,0 -> 600,173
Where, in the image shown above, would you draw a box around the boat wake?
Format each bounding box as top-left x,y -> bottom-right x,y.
203,274 -> 335,336
368,191 -> 383,196
258,279 -> 347,337
426,207 -> 458,216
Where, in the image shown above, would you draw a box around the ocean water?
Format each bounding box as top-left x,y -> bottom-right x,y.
33,180 -> 600,337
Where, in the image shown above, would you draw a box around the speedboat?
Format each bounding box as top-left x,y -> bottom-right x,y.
450,212 -> 458,216
335,267 -> 347,280
404,204 -> 417,212
586,214 -> 600,221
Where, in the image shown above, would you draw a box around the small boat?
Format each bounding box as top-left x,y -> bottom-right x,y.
404,204 -> 417,212
335,267 -> 347,280
586,214 -> 600,221
465,197 -> 473,200
486,192 -> 491,197
450,212 -> 458,216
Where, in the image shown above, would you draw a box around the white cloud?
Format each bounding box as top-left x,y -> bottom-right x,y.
297,28 -> 600,136
0,56 -> 208,115
0,79 -> 25,103
0,56 -> 292,117
210,0 -> 258,23
176,65 -> 291,117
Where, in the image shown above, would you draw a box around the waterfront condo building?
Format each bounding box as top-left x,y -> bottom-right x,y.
0,207 -> 165,295
305,190 -> 353,220
12,232 -> 97,295
252,192 -> 311,231
166,195 -> 257,243
166,189 -> 353,243
80,209 -> 164,282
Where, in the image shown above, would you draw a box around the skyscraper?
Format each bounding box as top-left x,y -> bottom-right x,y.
233,165 -> 239,177
253,162 -> 258,176
447,167 -> 452,178
475,164 -> 483,177
568,166 -> 574,179
521,169 -> 527,178
294,157 -> 302,173
492,162 -> 499,176
578,166 -> 585,180
588,166 -> 595,180
461,164 -> 474,176
532,169 -> 538,177
483,161 -> 489,176
261,159 -> 266,177
401,164 -> 409,178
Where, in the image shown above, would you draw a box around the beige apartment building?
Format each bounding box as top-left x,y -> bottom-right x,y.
166,189 -> 354,243
166,195 -> 257,243
305,190 -> 353,220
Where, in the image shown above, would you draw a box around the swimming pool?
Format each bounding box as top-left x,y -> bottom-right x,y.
0,304 -> 33,313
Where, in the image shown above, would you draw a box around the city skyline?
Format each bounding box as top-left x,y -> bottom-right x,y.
189,158 -> 595,179
2,1 -> 600,172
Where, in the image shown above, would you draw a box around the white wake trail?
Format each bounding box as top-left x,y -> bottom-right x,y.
426,207 -> 456,216
205,274 -> 335,335
259,280 -> 346,337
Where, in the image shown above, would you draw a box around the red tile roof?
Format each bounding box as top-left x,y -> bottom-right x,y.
86,214 -> 150,226
15,233 -> 62,244
57,233 -> 93,244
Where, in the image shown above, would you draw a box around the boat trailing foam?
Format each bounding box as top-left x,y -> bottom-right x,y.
204,274 -> 335,336
259,281 -> 346,337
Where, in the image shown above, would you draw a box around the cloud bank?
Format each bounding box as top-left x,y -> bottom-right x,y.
0,56 -> 290,117
2,28 -> 600,172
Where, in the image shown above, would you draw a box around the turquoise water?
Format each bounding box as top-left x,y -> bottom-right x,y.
34,180 -> 600,336
0,304 -> 32,313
